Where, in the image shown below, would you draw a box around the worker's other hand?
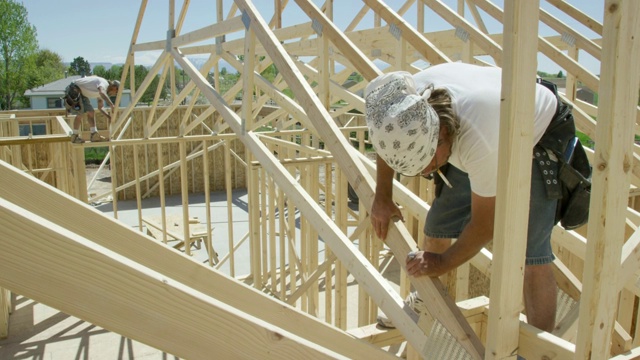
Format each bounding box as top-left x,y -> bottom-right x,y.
406,251 -> 446,278
371,194 -> 404,240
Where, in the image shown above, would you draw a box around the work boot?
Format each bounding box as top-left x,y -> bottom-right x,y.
70,134 -> 85,144
90,132 -> 108,142
377,291 -> 427,328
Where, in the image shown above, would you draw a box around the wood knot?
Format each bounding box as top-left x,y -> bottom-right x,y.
597,162 -> 607,171
270,331 -> 284,341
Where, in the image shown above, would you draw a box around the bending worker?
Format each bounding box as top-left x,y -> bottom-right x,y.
64,75 -> 119,143
366,62 -> 562,332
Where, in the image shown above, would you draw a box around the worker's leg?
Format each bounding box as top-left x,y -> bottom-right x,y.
523,263 -> 557,331
73,113 -> 84,131
422,165 -> 471,294
423,165 -> 471,245
69,113 -> 86,143
524,155 -> 559,331
78,97 -> 96,129
86,110 -> 108,142
86,110 -> 96,128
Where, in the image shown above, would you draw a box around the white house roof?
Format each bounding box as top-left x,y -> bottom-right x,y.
24,75 -> 83,96
24,75 -> 131,97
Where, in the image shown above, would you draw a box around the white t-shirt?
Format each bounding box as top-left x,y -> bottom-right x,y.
73,76 -> 109,99
413,63 -> 557,197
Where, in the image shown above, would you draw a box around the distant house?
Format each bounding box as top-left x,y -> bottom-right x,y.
24,75 -> 132,110
542,77 -> 597,105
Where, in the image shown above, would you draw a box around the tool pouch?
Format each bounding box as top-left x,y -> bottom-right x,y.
555,138 -> 591,230
535,78 -> 592,230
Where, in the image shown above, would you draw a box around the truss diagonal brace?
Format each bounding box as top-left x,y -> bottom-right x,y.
231,0 -> 484,358
172,45 -> 431,355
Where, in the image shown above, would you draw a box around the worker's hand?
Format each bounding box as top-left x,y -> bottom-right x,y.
371,193 -> 404,240
406,251 -> 446,278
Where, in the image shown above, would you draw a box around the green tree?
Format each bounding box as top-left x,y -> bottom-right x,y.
537,71 -> 552,78
0,0 -> 38,110
92,64 -> 107,78
123,65 -> 166,104
176,67 -> 190,89
33,49 -> 65,85
92,64 -> 123,82
17,49 -> 66,106
69,56 -> 92,76
557,70 -> 564,78
348,72 -> 364,83
261,63 -> 279,82
108,64 -> 123,82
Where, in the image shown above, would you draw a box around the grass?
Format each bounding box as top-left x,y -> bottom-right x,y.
85,147 -> 109,165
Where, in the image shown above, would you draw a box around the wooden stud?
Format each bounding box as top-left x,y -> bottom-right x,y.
485,2 -> 540,358
576,1 -> 640,357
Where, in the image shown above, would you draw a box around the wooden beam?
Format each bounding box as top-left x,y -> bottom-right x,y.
576,1 -> 640,358
0,135 -> 69,146
112,51 -> 171,134
485,2 -> 540,358
293,0 -> 381,81
174,44 -> 426,352
539,7 -> 601,60
421,0 -> 503,65
0,287 -> 8,339
0,199 -> 348,359
230,1 -> 485,357
172,16 -> 244,48
361,0 -> 451,65
469,0 -> 601,92
545,0 -> 603,35
518,321 -> 575,358
0,161 -> 396,359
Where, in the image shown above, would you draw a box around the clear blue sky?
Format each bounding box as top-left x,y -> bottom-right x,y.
21,0 -> 604,74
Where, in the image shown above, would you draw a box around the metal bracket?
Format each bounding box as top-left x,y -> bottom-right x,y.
215,35 -> 225,55
166,29 -> 176,52
455,26 -> 469,42
241,10 -> 251,30
561,32 -> 577,47
312,18 -> 323,37
389,23 -> 402,40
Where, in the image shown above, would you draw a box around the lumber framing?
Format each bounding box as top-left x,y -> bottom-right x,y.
0,162 -> 393,359
1,0 -> 640,358
485,2 -> 540,358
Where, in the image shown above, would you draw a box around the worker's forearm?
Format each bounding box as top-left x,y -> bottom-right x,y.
99,90 -> 115,108
441,221 -> 492,271
375,155 -> 395,199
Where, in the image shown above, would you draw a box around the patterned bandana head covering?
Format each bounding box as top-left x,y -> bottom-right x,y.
365,71 -> 440,176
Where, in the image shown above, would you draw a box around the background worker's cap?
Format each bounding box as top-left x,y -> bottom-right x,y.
365,71 -> 440,176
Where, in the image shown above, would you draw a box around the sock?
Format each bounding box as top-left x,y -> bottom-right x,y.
90,127 -> 97,133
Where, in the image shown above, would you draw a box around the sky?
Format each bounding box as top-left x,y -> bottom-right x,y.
21,0 -> 604,74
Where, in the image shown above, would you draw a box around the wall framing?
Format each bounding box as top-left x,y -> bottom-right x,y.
1,0 -> 640,358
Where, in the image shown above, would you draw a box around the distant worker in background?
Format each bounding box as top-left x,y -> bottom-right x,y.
63,76 -> 119,143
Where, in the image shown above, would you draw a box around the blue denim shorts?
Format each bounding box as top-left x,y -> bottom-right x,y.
424,159 -> 557,265
67,96 -> 93,115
